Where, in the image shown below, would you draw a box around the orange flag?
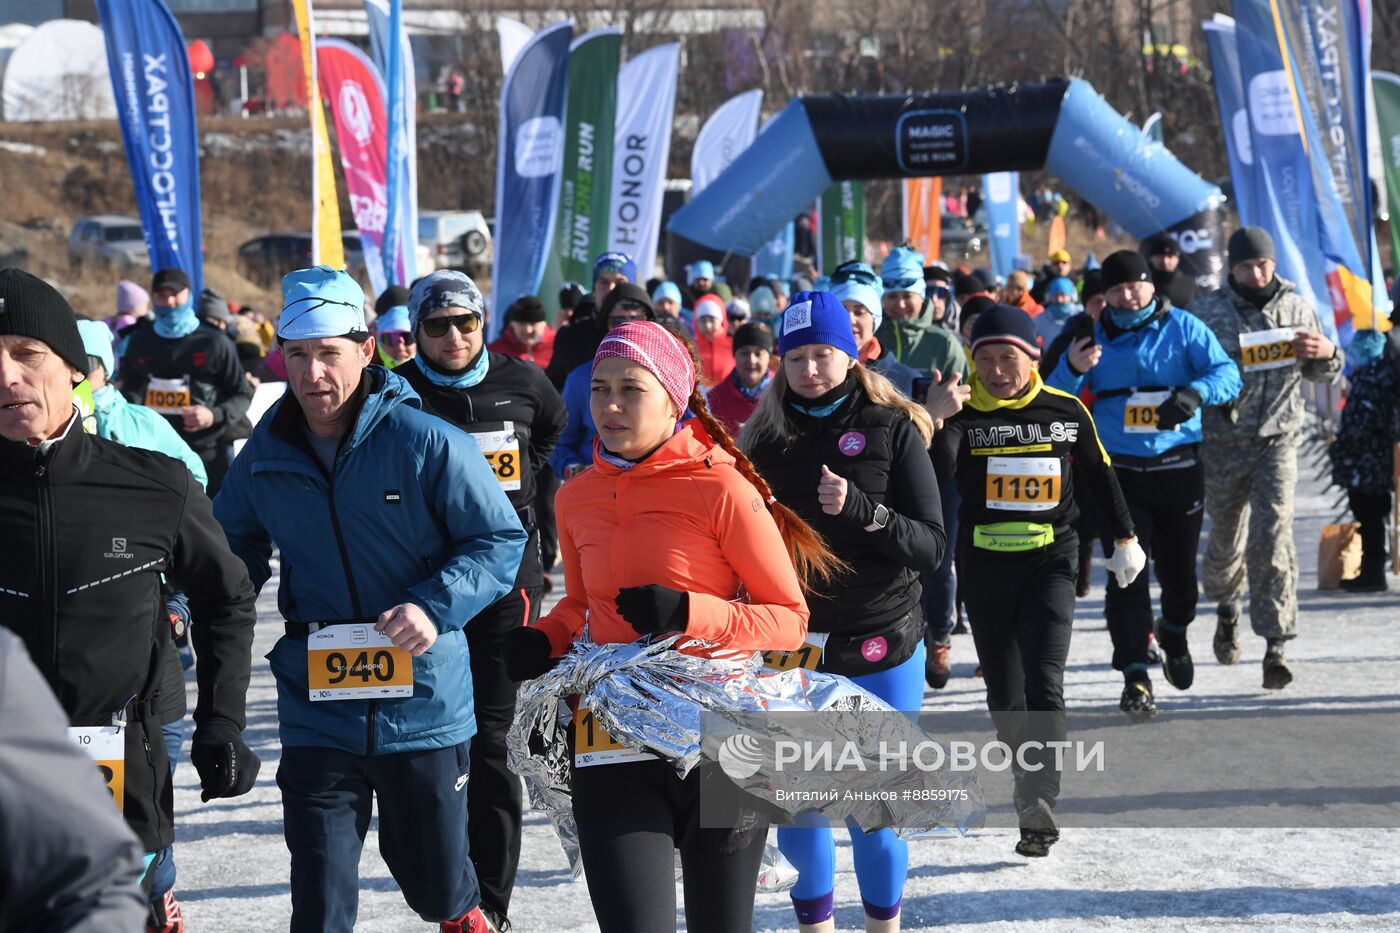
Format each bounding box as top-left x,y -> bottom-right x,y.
903,177 -> 942,261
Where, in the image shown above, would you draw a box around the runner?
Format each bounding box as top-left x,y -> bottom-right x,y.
875,246 -> 966,379
1144,233 -> 1200,309
1046,250 -> 1240,718
394,271 -> 566,930
705,321 -> 774,436
213,266 -> 528,933
693,293 -> 734,387
933,304 -> 1143,855
118,267 -> 254,495
546,252 -> 635,390
372,285 -> 415,370
742,290 -> 945,932
0,268 -> 260,932
503,321 -> 832,933
831,260 -> 923,395
488,296 -> 556,369
1188,227 -> 1344,687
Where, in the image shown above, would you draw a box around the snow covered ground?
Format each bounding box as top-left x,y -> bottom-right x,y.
174,453 -> 1400,931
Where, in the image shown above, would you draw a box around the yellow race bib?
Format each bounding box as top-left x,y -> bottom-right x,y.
471,423 -> 523,492
573,706 -> 651,768
68,726 -> 124,813
1238,327 -> 1297,373
307,623 -> 413,702
985,456 -> 1061,512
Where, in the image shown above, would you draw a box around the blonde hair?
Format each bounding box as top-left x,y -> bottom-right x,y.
741,362 -> 934,449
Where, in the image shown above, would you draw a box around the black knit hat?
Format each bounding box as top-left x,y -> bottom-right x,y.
1080,269 -> 1106,301
969,303 -> 1040,359
1143,233 -> 1179,257
600,283 -> 654,321
732,321 -> 775,353
1227,226 -> 1275,268
952,270 -> 984,298
0,268 -> 89,373
505,295 -> 547,324
1102,250 -> 1152,290
373,285 -> 411,316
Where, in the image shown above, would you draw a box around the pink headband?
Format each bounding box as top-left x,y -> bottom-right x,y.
593,321 -> 695,415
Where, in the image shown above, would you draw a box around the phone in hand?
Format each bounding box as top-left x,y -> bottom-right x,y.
1070,314 -> 1096,346
911,376 -> 933,404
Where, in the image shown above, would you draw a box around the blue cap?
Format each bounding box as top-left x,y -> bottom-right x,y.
278,265 -> 368,341
881,246 -> 926,297
375,305 -> 412,334
688,260 -> 715,284
77,318 -> 115,377
777,290 -> 859,359
1045,277 -> 1078,301
829,261 -> 884,332
593,251 -> 636,284
408,270 -> 485,330
651,281 -> 682,306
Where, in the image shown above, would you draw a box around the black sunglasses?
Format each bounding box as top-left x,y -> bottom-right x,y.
383,332 -> 415,346
420,313 -> 482,338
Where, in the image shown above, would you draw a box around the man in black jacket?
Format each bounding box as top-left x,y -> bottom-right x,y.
0,268 -> 260,932
1143,233 -> 1200,310
119,267 -> 254,495
544,251 -> 635,390
395,270 -> 566,930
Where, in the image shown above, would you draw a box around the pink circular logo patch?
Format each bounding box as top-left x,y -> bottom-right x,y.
861,636 -> 888,662
838,431 -> 866,456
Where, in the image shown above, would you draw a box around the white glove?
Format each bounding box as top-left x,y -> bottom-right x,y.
1106,537 -> 1146,588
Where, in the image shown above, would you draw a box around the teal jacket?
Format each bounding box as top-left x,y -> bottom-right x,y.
92,385 -> 208,489
213,367 -> 526,754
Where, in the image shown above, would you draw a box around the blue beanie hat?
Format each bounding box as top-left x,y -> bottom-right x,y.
593,251 -> 636,284
777,290 -> 859,359
408,270 -> 485,330
278,265 -> 369,341
651,281 -> 682,306
1045,277 -> 1078,301
375,305 -> 412,334
688,259 -> 716,284
1348,329 -> 1387,370
881,246 -> 927,297
829,261 -> 884,332
970,303 -> 1040,359
77,318 -> 115,377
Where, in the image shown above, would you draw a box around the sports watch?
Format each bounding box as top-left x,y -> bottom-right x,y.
864,504 -> 889,532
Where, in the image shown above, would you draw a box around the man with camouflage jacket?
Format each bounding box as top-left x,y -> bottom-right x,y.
1187,227 -> 1343,689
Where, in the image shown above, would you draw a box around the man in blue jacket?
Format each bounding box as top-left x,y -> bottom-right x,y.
214,266 -> 526,933
1048,250 -> 1240,720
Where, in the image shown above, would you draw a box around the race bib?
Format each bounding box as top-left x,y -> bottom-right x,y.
1123,390 -> 1171,434
573,706 -> 651,768
762,632 -> 830,672
1238,327 -> 1297,373
307,623 -> 414,702
472,423 -> 522,492
67,726 -> 124,813
144,376 -> 191,414
985,456 -> 1061,512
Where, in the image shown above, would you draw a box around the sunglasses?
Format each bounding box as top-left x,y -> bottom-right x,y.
883,276 -> 923,293
383,332 -> 414,346
420,313 -> 482,338
831,266 -> 879,288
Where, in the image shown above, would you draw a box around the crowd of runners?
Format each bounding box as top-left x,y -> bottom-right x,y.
3,214 -> 1387,932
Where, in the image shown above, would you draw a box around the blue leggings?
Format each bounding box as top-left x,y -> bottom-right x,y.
778,642 -> 925,920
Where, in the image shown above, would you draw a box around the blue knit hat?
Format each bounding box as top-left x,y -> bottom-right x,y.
829,261 -> 884,332
881,246 -> 927,297
688,260 -> 715,284
407,270 -> 485,330
593,251 -> 636,284
1045,277 -> 1078,301
375,305 -> 412,334
651,281 -> 682,306
77,318 -> 115,377
970,303 -> 1040,359
278,266 -> 369,341
777,290 -> 859,359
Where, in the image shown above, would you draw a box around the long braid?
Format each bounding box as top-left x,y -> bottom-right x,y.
687,385 -> 848,591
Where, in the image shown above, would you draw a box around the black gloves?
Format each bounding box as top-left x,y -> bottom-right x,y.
615,584 -> 689,636
1154,387 -> 1203,431
190,721 -> 261,803
504,626 -> 556,682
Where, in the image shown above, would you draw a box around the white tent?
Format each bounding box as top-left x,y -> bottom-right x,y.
2,19 -> 114,121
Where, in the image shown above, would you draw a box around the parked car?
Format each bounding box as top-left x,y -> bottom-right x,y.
237,232 -> 366,289
940,215 -> 985,261
419,210 -> 492,272
68,215 -> 149,272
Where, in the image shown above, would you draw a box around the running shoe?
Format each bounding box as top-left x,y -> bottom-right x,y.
146,891 -> 185,933
925,643 -> 951,690
441,905 -> 499,933
1157,621 -> 1194,690
1119,675 -> 1157,722
1014,798 -> 1060,857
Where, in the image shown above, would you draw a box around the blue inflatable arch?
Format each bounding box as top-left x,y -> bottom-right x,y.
667,78 -> 1226,287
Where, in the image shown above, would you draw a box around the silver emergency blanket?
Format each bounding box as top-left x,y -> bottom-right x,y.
506,630 -> 986,880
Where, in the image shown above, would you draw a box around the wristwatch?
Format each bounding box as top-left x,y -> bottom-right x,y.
864,504 -> 890,532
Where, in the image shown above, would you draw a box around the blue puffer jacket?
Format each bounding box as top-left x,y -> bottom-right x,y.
1046,300 -> 1241,459
213,366 -> 526,754
548,361 -> 596,478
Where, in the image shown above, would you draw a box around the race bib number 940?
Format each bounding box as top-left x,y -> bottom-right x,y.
1238,327 -> 1297,373
985,456 -> 1061,511
67,726 -> 124,813
307,624 -> 413,701
472,423 -> 522,491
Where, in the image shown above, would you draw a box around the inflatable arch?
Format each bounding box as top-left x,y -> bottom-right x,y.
667,78 -> 1226,289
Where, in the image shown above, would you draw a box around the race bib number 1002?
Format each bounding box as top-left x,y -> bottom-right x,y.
67,726 -> 124,813
307,624 -> 414,702
144,376 -> 191,414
